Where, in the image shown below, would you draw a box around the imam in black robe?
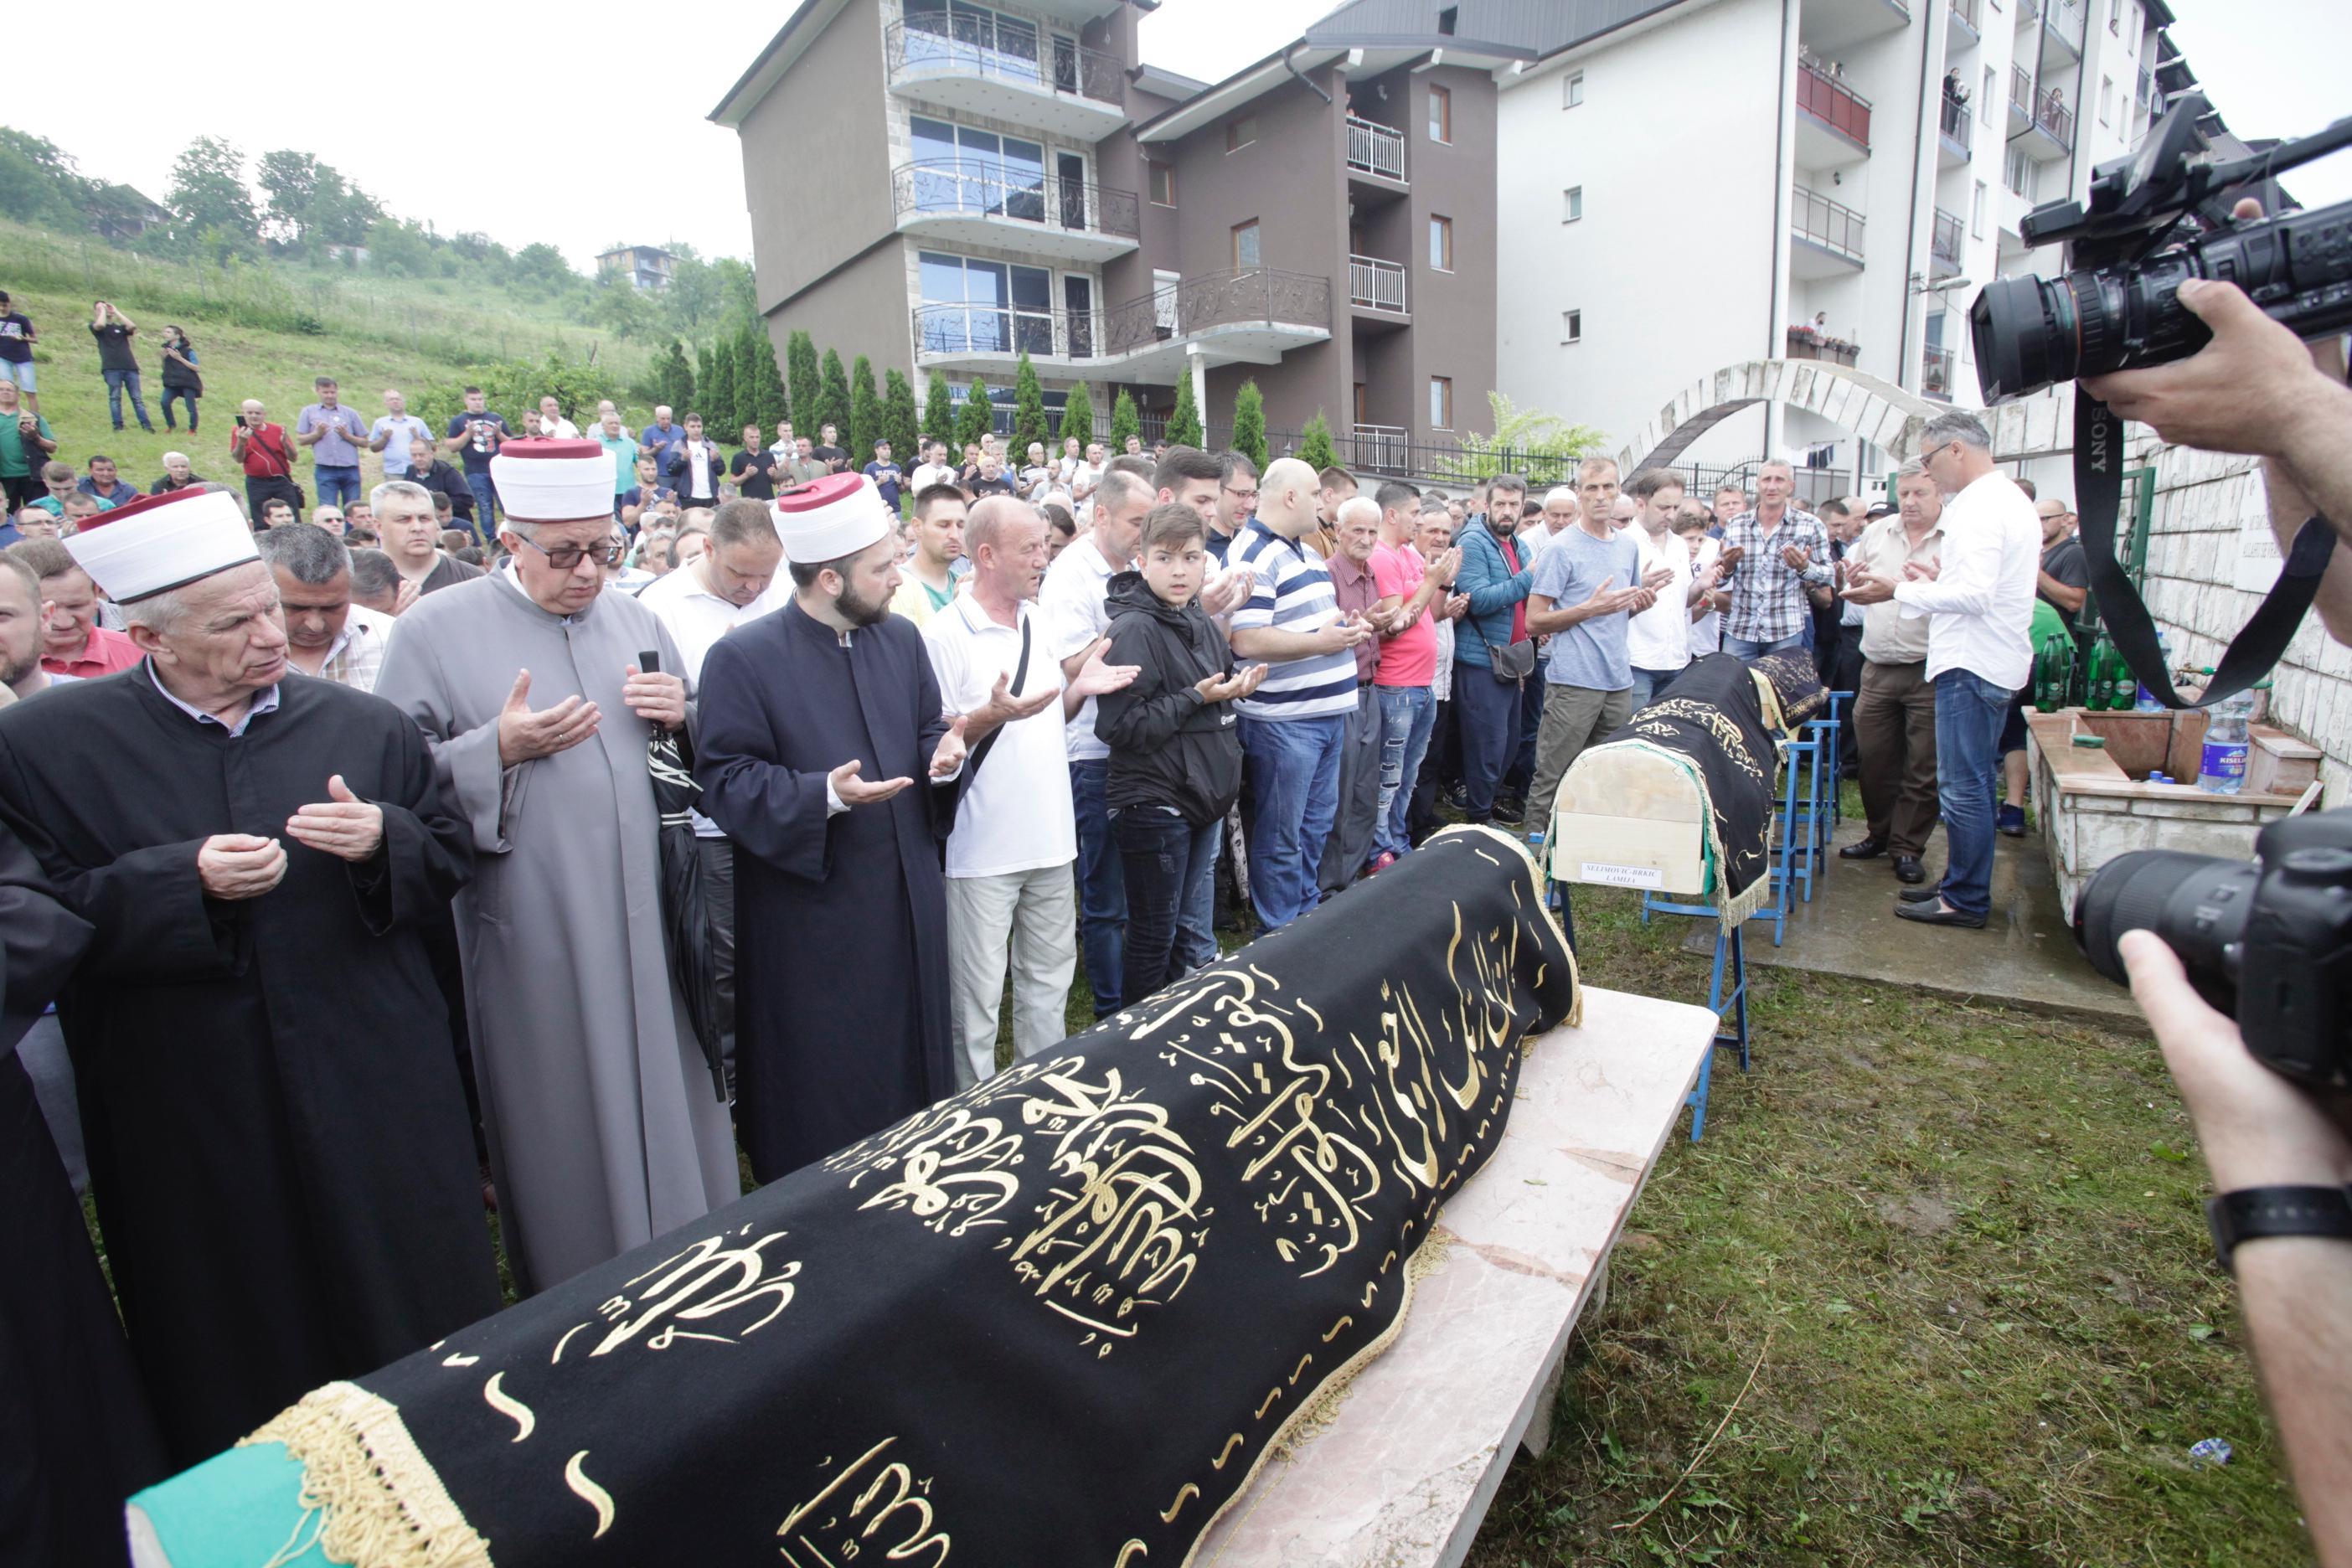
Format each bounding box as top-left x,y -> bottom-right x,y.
695,601 -> 961,1182
0,668 -> 503,1465
0,825 -> 166,1565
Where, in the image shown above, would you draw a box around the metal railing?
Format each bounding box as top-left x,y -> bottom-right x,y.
2009,64 -> 2033,124
2035,93 -> 2075,146
890,159 -> 1139,240
1785,327 -> 1859,367
887,13 -> 1124,107
1792,186 -> 1866,263
1939,92 -> 1974,156
1931,208 -> 1964,276
1923,344 -> 1955,400
912,267 -> 1332,364
2037,0 -> 2087,50
1797,61 -> 1873,148
2137,65 -> 2152,105
1350,424 -> 1409,475
1348,254 -> 1406,312
1950,0 -> 1982,31
1345,116 -> 1406,182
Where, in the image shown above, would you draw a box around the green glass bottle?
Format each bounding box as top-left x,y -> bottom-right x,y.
2086,627 -> 2118,710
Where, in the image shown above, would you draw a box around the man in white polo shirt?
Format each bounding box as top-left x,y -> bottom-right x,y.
636,498 -> 788,1089
925,496 -> 1135,1084
1844,411 -> 2039,930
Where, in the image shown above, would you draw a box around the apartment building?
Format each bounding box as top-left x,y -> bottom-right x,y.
710,0 -> 1519,465
1493,0 -> 2179,484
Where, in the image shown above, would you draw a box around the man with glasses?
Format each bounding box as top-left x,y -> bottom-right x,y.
1211,450 -> 1257,563
376,439 -> 738,1295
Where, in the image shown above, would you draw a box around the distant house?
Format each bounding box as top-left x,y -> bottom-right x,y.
86,184 -> 168,242
597,244 -> 677,291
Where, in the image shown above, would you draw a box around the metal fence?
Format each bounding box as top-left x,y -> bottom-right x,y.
1792,186 -> 1866,263
1347,254 -> 1407,312
915,268 -> 1332,367
890,159 -> 1140,240
1345,116 -> 1406,181
1931,208 -> 1964,276
1938,92 -> 1973,157
1798,61 -> 1873,147
887,12 -> 1124,106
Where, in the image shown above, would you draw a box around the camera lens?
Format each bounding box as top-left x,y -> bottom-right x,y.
1970,275 -> 2077,403
2074,848 -> 2255,1007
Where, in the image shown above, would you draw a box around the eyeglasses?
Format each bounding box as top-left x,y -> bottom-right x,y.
518,535 -> 627,570
1222,487 -> 1258,503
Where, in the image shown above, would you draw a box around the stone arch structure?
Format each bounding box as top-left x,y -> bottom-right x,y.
1617,359 -> 1944,475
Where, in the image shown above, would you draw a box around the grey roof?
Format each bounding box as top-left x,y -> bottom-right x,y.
1302,0 -> 1694,58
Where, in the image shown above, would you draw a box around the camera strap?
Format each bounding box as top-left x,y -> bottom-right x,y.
2073,387 -> 2336,709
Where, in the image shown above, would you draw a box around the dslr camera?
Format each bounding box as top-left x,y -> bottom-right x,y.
1973,94 -> 2352,400
2076,808 -> 2352,1090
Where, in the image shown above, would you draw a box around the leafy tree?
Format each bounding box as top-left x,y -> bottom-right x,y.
957,379 -> 995,448
706,336 -> 742,433
1009,353 -> 1050,460
694,341 -> 720,423
255,151 -> 380,251
740,323 -> 789,433
1432,391 -> 1607,489
0,129 -> 89,228
1056,381 -> 1094,450
848,354 -> 883,464
1109,387 -> 1140,453
815,348 -> 854,446
924,373 -> 957,445
1166,375 -> 1203,449
787,332 -> 822,432
362,217 -> 432,277
511,243 -> 575,288
882,369 -> 921,466
1298,410 -> 1337,472
653,339 -> 696,414
413,353 -> 623,443
1230,380 -> 1267,472
165,137 -> 259,244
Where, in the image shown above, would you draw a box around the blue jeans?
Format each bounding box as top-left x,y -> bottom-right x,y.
314,465 -> 362,508
1932,668 -> 2009,920
1723,632 -> 1805,659
1114,807 -> 1221,1004
1452,668 -> 1522,821
1176,820 -> 1219,972
1069,759 -> 1126,1014
1628,665 -> 1684,709
1240,713 -> 1346,929
102,368 -> 153,431
466,472 -> 501,537
1374,684 -> 1436,859
161,387 -> 199,429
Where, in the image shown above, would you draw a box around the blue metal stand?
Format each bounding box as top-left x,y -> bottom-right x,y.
1633,895 -> 1751,1142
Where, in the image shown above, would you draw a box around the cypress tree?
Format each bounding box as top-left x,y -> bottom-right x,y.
883,369 -> 921,467
815,348 -> 854,447
1231,379 -> 1268,472
1109,387 -> 1139,453
704,338 -> 739,434
693,341 -> 719,423
957,379 -> 994,449
1298,410 -> 1337,471
1167,374 -> 1203,449
1009,352 -> 1050,459
787,330 -> 822,431
1056,381 -> 1094,449
924,372 -> 957,445
848,354 -> 884,466
656,338 -> 695,414
741,323 -> 788,432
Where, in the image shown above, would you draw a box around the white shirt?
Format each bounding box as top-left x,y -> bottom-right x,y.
1624,524 -> 1694,673
1688,537 -> 1723,654
1894,470 -> 2040,690
910,462 -> 957,493
638,562 -> 788,837
538,415 -> 580,439
921,594 -> 1075,878
1039,535 -> 1119,761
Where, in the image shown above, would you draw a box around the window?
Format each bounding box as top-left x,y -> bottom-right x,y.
916,250 -> 1055,356
1561,309 -> 1582,344
1563,71 -> 1585,108
2005,143 -> 2030,196
1428,85 -> 1452,143
1563,186 -> 1583,222
1226,116 -> 1256,153
1429,377 -> 1453,431
2109,0 -> 2122,30
1428,214 -> 1452,271
1437,5 -> 1457,34
1147,162 -> 1175,207
1982,66 -> 1997,126
910,116 -> 1046,221
1231,219 -> 1261,271
2099,75 -> 2112,125
1971,179 -> 1988,239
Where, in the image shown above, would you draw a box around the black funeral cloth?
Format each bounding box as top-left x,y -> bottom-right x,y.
1596,652 -> 1778,924
1751,648 -> 1828,730
0,669 -> 502,1465
221,825 -> 1577,1568
696,601 -> 962,1183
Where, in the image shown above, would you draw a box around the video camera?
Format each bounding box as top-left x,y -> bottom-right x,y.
1968,95 -> 2352,709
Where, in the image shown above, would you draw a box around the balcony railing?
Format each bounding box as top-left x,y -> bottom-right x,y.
1351,423 -> 1409,475
2030,0 -> 2087,51
890,158 -> 1139,240
1348,253 -> 1406,312
887,12 -> 1124,107
2009,63 -> 2033,124
1797,61 -> 1872,149
1938,92 -> 1974,156
913,267 -> 1333,363
2137,65 -> 2152,106
1785,326 -> 1859,367
1931,207 -> 1964,276
2034,93 -> 2075,146
1923,344 -> 1955,401
1792,185 -> 1866,263
1345,116 -> 1406,182
1949,0 -> 1982,31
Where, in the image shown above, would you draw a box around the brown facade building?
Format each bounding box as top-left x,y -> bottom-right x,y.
711,0 -> 1521,467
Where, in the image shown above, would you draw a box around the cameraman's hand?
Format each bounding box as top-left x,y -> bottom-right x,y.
2121,928 -> 2352,1192
2081,279 -> 2352,460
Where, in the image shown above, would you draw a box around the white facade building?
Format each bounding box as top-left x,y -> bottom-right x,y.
1496,0 -> 2172,492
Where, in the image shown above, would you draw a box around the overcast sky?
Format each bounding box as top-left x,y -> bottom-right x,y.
8,0 -> 2342,271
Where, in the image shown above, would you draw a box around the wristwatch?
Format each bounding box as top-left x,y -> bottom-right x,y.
2205,1185 -> 2352,1274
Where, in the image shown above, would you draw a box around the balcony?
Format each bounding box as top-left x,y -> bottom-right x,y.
886,13 -> 1128,141
890,160 -> 1137,263
2137,65 -> 2153,107
1931,207 -> 1964,278
1790,185 -> 1865,276
1938,92 -> 1974,165
1797,0 -> 1910,54
1947,0 -> 1982,49
913,267 -> 1332,384
2008,64 -> 2034,133
1795,61 -> 1872,168
1347,253 -> 1407,314
1785,325 -> 1859,367
2021,0 -> 2086,62
1923,344 -> 1955,401
1345,116 -> 1406,184
1350,424 -> 1409,476
2016,90 -> 2074,161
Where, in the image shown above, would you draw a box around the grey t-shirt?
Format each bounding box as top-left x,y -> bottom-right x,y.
1529,525 -> 1642,692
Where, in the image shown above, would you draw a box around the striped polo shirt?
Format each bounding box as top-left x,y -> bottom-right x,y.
1228,518 -> 1359,722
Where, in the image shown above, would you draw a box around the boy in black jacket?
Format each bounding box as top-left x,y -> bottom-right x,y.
1096,503 -> 1266,1003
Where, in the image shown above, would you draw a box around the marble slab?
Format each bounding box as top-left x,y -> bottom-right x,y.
1194,987 -> 1719,1568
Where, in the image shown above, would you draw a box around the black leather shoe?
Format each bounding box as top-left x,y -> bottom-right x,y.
1491,797 -> 1525,826
1891,854 -> 1925,884
1898,885 -> 1942,902
1896,899 -> 1986,928
1839,836 -> 1887,860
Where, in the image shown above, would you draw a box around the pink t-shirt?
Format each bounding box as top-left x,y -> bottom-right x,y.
1369,544 -> 1436,687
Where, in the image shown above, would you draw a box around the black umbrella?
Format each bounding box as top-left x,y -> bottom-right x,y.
642,649 -> 727,1101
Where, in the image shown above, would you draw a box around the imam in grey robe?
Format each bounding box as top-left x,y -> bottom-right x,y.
375,573 -> 739,1295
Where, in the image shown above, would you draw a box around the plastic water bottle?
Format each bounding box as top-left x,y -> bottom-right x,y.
2199,691 -> 2253,795
2134,633 -> 2170,711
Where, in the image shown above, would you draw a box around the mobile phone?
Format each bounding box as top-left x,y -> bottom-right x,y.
638,650 -> 661,676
